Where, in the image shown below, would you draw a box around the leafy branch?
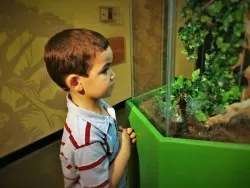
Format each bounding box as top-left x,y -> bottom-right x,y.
154,0 -> 246,127
176,0 -> 245,122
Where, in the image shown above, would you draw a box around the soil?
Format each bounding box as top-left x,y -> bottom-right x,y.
140,99 -> 250,144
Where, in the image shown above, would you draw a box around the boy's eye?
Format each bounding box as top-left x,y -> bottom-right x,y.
102,68 -> 109,74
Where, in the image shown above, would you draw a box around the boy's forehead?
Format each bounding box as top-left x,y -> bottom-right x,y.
90,47 -> 113,69
95,46 -> 113,63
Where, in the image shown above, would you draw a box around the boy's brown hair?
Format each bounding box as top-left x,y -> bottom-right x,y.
44,28 -> 109,91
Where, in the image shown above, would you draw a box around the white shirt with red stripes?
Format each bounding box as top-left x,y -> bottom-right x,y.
60,95 -> 126,188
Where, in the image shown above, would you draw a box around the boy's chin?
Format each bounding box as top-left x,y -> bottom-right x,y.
99,87 -> 114,99
102,93 -> 111,98
102,90 -> 113,98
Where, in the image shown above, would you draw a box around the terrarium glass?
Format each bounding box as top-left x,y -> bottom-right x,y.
134,0 -> 250,144
127,1 -> 250,187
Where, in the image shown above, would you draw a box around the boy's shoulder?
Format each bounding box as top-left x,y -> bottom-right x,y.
60,116 -> 107,164
64,96 -> 116,147
64,114 -> 106,148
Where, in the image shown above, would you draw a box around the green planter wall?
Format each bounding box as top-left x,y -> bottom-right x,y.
126,88 -> 250,188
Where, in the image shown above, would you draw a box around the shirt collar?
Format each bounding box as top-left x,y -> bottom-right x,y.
66,94 -> 116,135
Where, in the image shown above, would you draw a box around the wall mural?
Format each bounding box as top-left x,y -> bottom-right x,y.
0,0 -> 74,157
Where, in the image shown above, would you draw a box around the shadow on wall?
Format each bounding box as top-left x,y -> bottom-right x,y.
0,0 -> 74,157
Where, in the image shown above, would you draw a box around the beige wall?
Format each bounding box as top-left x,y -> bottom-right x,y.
0,0 -> 132,157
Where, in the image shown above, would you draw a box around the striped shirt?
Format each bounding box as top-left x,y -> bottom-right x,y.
60,95 -> 126,188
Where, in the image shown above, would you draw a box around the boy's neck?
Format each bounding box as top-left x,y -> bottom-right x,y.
70,92 -> 105,115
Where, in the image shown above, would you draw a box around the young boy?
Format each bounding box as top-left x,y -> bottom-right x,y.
44,28 -> 136,188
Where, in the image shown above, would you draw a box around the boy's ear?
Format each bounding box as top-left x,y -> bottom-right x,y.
65,74 -> 84,93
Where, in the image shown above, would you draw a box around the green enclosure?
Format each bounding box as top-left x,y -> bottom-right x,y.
126,1 -> 250,187
126,88 -> 250,188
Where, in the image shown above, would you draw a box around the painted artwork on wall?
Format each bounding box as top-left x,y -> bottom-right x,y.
0,0 -> 132,158
0,0 -> 73,157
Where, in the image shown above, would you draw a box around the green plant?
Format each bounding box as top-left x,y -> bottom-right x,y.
176,0 -> 245,122
171,69 -> 208,122
154,0 -> 246,125
153,70 -> 208,122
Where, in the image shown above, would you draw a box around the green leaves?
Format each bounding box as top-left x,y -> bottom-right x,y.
207,1 -> 223,16
180,7 -> 188,17
201,15 -> 210,23
216,37 -> 230,52
181,49 -> 188,56
205,52 -> 215,61
171,0 -> 245,125
195,110 -> 207,122
172,76 -> 184,92
200,30 -> 209,38
233,23 -> 244,37
234,7 -> 244,22
185,79 -> 192,88
191,69 -> 200,82
187,53 -> 198,60
178,12 -> 208,61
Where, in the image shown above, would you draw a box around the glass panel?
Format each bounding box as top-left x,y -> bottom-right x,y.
132,0 -> 166,96
132,0 -> 250,144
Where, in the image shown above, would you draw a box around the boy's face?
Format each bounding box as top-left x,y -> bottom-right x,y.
80,46 -> 115,99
